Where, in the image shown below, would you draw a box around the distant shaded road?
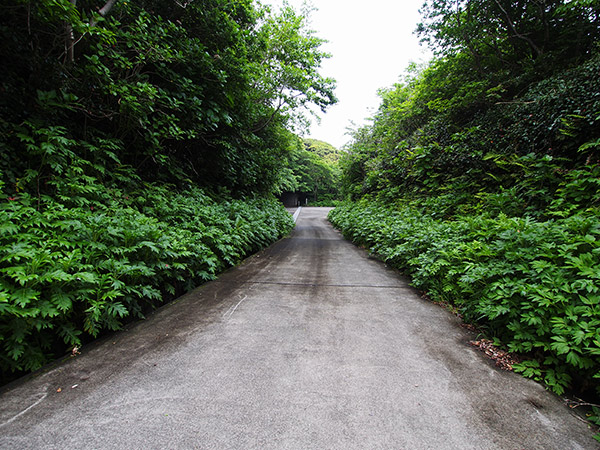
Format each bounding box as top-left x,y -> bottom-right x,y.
0,207 -> 597,449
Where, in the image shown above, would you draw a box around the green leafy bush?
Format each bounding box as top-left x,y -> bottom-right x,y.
0,182 -> 294,382
329,201 -> 600,397
0,0 -> 336,196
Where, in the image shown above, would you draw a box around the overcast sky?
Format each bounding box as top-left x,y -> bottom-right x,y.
262,0 -> 432,149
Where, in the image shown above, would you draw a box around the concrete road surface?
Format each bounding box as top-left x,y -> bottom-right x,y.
0,207 -> 597,449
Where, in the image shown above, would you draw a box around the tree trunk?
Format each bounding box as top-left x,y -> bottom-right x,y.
65,0 -> 77,63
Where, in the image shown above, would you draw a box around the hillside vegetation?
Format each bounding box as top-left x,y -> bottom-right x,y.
0,0 -> 335,383
280,138 -> 342,205
330,0 -> 600,410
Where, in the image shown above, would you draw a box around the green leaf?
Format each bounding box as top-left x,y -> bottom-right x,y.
107,302 -> 129,318
12,288 -> 41,308
51,290 -> 73,312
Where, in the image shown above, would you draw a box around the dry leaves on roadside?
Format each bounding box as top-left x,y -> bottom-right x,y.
470,339 -> 520,371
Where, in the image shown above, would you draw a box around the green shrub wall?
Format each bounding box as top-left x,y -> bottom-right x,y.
329,201 -> 600,397
0,185 -> 294,382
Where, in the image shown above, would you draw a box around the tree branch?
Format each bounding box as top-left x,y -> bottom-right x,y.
65,0 -> 77,64
64,0 -> 119,62
174,0 -> 194,8
90,0 -> 119,26
252,92 -> 287,133
457,0 -> 484,76
493,0 -> 542,58
495,100 -> 537,105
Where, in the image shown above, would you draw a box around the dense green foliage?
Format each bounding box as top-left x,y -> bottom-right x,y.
334,0 -> 600,404
330,202 -> 599,396
280,138 -> 342,205
0,0 -> 334,382
0,0 -> 336,194
303,138 -> 342,165
1,179 -> 293,380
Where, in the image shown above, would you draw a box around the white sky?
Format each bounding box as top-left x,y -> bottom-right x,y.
262,0 -> 432,149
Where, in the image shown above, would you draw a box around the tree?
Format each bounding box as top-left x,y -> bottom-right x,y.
248,4 -> 337,134
340,0 -> 600,210
417,0 -> 600,82
276,136 -> 341,203
0,0 -> 337,196
303,139 -> 341,165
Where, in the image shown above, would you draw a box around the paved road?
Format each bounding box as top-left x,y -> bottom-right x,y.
0,208 -> 597,449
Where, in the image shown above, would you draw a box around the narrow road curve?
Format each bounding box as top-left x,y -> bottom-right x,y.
0,208 -> 596,449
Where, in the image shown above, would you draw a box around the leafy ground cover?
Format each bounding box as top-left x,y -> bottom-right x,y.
0,179 -> 294,384
329,201 -> 600,416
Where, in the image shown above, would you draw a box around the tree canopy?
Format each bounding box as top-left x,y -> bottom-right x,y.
341,0 -> 600,214
0,0 -> 337,196
276,136 -> 342,204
